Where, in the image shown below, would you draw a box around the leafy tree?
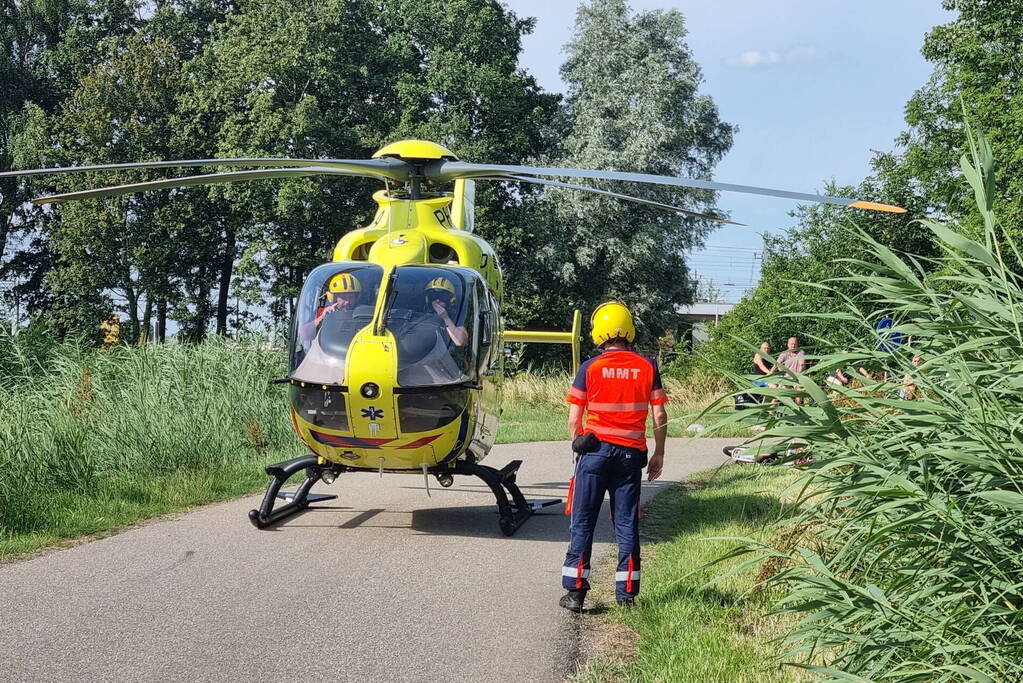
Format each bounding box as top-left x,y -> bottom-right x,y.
9,0 -> 737,351
175,0 -> 391,332
2,0 -> 82,282
22,33 -> 188,341
5,0 -> 561,341
528,0 -> 733,344
701,170 -> 934,375
8,1 -> 236,341
895,0 -> 1023,242
375,0 -> 562,331
2,0 -> 146,334
178,0 -> 560,331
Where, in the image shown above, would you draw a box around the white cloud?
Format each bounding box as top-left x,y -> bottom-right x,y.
724,50 -> 781,69
786,45 -> 829,63
723,45 -> 833,69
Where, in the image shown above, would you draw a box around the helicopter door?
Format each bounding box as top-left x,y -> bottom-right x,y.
473,282 -> 500,454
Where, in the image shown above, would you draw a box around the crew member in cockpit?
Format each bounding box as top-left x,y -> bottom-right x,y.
300,272 -> 361,343
425,276 -> 468,346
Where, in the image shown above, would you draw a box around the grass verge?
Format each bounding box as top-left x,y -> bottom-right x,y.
498,373 -> 752,444
0,334 -> 301,562
0,457 -> 293,560
572,465 -> 802,682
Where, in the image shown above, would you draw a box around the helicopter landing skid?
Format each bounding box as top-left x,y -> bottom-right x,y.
248,455 -> 338,529
450,459 -> 561,536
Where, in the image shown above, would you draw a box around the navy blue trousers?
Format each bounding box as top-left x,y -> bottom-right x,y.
562,440 -> 643,600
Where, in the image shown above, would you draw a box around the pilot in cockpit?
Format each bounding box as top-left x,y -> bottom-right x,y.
300,272 -> 361,344
425,276 -> 469,346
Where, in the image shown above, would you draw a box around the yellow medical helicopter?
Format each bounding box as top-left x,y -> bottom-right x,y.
1,140 -> 903,535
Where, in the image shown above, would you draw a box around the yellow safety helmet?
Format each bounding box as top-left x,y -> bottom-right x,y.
425,276 -> 456,297
590,301 -> 636,346
326,272 -> 362,302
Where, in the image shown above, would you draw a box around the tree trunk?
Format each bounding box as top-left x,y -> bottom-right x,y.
215,226 -> 236,336
124,284 -> 141,344
157,298 -> 167,342
0,212 -> 11,269
140,295 -> 153,346
194,281 -> 210,343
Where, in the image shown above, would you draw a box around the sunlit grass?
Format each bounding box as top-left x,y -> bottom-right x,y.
0,334 -> 301,561
497,372 -> 754,443
572,465 -> 804,682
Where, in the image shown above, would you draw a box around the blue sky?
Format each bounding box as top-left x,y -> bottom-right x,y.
507,0 -> 955,302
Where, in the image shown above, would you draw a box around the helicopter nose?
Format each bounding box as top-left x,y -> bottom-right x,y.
346,340 -> 398,441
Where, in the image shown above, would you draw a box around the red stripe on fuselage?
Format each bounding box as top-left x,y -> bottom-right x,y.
310,431 -> 394,449
397,434 -> 442,449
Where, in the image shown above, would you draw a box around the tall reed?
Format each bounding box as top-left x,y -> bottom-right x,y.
716,130 -> 1023,681
0,333 -> 298,541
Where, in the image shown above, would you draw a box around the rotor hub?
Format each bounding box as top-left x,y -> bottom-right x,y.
372,140 -> 458,162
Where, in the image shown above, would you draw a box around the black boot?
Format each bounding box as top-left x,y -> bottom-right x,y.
616,596 -> 635,608
559,589 -> 587,613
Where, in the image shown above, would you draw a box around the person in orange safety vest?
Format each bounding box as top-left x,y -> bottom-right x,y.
560,302 -> 668,612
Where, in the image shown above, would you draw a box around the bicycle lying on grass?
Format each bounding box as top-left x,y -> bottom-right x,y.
723,443 -> 813,466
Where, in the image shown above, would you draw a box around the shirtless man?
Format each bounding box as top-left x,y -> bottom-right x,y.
777,336 -> 807,405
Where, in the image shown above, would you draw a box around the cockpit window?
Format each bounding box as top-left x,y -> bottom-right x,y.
383,267 -> 477,387
289,263 -> 383,384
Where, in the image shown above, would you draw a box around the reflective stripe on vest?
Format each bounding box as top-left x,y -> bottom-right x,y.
588,425 -> 645,440
586,401 -> 648,412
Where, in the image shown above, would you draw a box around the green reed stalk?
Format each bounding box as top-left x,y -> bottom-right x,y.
0,334 -> 299,545
712,127 -> 1023,681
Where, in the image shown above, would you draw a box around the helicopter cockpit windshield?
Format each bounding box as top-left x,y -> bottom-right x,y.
384,266 -> 477,387
290,263 -> 382,384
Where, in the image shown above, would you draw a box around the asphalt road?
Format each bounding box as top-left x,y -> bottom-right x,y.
0,438 -> 733,683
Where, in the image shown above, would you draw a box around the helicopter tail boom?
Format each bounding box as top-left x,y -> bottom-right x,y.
505,310 -> 583,373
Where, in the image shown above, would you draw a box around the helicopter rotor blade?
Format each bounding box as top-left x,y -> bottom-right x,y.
0,156 -> 411,183
485,174 -> 744,225
28,166 -> 378,205
427,161 -> 906,213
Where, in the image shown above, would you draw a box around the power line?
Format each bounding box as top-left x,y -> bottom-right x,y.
689,244 -> 762,253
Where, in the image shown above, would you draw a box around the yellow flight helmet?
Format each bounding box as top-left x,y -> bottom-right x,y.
325,272 -> 362,302
426,276 -> 456,297
590,301 -> 636,346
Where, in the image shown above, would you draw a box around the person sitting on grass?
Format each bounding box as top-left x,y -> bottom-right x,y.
900,355 -> 923,400
827,348 -> 854,388
777,336 -> 807,405
752,341 -> 775,389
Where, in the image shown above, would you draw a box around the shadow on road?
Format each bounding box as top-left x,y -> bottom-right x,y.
252,502 -> 631,544
409,505 -> 578,542
260,475 -> 697,541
